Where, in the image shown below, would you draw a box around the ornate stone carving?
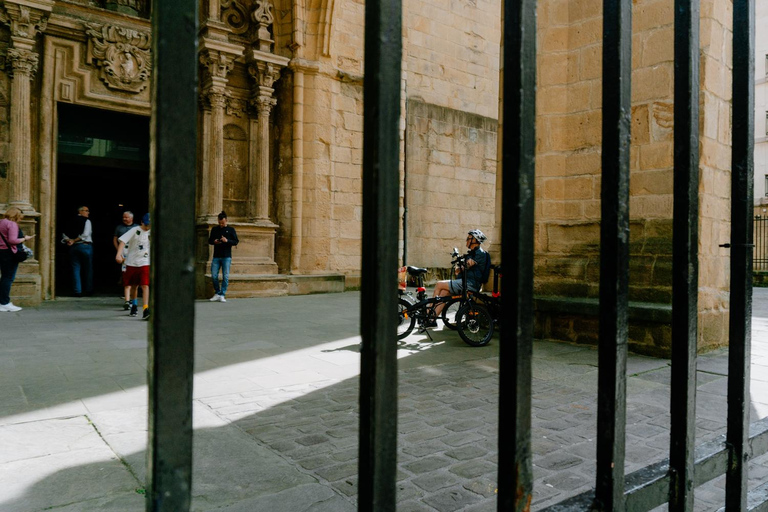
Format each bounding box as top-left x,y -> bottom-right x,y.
252,95 -> 276,115
226,97 -> 248,117
221,0 -> 249,35
248,61 -> 281,89
207,89 -> 229,110
104,0 -> 148,16
200,51 -> 237,81
0,4 -> 48,41
7,48 -> 39,77
251,0 -> 274,52
85,23 -> 152,93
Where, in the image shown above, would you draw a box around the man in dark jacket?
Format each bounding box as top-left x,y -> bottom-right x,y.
208,211 -> 239,302
64,205 -> 94,297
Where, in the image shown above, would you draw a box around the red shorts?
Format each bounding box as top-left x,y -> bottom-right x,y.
123,265 -> 150,287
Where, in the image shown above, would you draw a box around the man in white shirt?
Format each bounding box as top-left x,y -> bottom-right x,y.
115,213 -> 151,319
65,205 -> 93,297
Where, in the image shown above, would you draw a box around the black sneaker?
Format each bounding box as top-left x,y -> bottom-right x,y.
142,308 -> 150,320
123,300 -> 131,311
129,304 -> 138,317
424,318 -> 438,328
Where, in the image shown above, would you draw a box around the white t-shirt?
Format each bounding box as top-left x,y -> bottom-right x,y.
119,227 -> 151,267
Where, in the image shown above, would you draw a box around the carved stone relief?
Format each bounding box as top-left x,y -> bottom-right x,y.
223,124 -> 248,218
85,23 -> 152,93
221,0 -> 249,35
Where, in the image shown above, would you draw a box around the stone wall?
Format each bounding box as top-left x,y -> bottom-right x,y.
698,0 -> 733,350
531,0 -> 732,352
405,99 -> 498,269
0,26 -> 10,205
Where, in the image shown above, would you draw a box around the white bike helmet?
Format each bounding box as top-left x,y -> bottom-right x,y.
467,229 -> 487,244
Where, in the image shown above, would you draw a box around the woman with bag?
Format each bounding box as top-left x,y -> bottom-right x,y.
0,207 -> 34,312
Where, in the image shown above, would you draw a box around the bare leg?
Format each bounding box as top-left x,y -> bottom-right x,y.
141,285 -> 149,308
433,280 -> 452,315
123,285 -> 131,302
130,285 -> 139,301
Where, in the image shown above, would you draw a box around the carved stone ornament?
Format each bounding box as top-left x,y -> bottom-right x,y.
252,95 -> 277,115
7,47 -> 39,77
221,0 -> 249,35
226,97 -> 248,117
0,4 -> 49,41
251,0 -> 275,52
200,51 -> 236,80
85,23 -> 152,93
251,0 -> 275,27
248,61 -> 281,89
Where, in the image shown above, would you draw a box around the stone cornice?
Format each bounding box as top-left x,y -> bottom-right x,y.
0,0 -> 55,49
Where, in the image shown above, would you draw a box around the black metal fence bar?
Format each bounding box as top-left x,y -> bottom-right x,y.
358,0 -> 401,508
755,216 -> 768,271
497,0 -> 536,508
147,1 -> 198,510
596,0 -> 632,507
669,0 -> 700,508
726,0 -> 755,508
543,417 -> 768,511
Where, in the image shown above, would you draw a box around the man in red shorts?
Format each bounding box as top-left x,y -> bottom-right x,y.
115,213 -> 151,319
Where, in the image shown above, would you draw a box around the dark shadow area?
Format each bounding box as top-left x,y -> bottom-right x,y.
55,104 -> 150,297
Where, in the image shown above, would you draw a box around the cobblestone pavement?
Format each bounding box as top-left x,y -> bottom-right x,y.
2,289 -> 768,510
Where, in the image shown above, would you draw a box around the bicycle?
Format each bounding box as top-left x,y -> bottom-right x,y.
442,264 -> 502,329
397,250 -> 494,346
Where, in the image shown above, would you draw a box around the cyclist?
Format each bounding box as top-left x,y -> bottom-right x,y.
430,229 -> 490,325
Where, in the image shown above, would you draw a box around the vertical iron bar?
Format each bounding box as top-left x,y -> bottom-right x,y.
497,0 -> 536,508
669,0 -> 700,509
596,0 -> 632,507
358,0 -> 401,508
726,0 -> 755,508
147,1 -> 198,510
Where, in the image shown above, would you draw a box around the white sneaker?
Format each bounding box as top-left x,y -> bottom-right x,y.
219,295 -> 227,303
0,303 -> 22,312
209,294 -> 220,302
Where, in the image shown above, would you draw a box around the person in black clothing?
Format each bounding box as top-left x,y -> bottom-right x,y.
208,211 -> 239,303
430,229 -> 491,325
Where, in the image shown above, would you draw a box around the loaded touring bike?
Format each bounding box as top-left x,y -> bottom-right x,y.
397,249 -> 495,346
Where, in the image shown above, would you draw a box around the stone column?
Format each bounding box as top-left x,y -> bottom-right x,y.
0,0 -> 54,213
248,61 -> 280,222
199,49 -> 236,220
8,48 -> 37,211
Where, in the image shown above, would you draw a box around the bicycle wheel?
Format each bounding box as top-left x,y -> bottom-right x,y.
456,302 -> 494,347
441,297 -> 463,330
397,298 -> 416,339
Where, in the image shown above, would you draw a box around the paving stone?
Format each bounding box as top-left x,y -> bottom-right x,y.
403,455 -> 453,475
331,477 -> 358,497
441,432 -> 485,447
536,452 -> 584,471
315,461 -> 358,482
462,476 -> 498,498
397,500 -> 438,512
423,486 -> 482,512
295,434 -> 330,446
449,459 -> 496,479
542,471 -> 589,491
411,472 -> 461,492
402,440 -> 447,458
445,444 -> 487,461
445,419 -> 484,432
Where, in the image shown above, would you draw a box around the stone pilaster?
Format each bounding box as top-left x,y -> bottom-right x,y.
0,0 -> 54,214
248,60 -> 281,223
199,47 -> 238,221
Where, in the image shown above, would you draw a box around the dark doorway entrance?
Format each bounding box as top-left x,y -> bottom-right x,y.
56,103 -> 150,297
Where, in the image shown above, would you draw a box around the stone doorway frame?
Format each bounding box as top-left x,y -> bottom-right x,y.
38,32 -> 151,300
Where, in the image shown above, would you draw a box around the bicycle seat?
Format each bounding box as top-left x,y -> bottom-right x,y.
407,266 -> 428,276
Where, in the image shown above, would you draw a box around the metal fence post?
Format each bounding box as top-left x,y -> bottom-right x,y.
725,0 -> 755,509
497,0 -> 537,509
669,0 -> 700,509
358,0 -> 402,509
596,0 -> 632,507
147,1 -> 198,510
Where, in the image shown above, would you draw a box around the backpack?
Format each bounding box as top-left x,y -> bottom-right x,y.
481,250 -> 492,285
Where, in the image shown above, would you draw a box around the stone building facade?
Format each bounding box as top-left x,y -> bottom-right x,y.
0,0 -> 736,354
